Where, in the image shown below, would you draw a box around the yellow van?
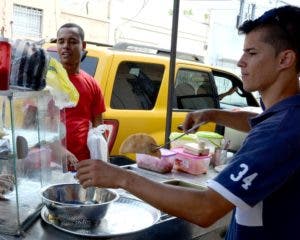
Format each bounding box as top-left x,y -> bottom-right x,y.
46,42 -> 259,158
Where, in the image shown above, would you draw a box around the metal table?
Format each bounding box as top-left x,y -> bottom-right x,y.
0,164 -> 230,240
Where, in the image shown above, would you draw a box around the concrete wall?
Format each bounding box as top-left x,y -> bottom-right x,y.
2,0 -> 58,40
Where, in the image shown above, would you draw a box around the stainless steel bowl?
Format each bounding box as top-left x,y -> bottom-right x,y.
41,183 -> 119,228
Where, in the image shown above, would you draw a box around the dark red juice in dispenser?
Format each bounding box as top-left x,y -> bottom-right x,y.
0,38 -> 12,90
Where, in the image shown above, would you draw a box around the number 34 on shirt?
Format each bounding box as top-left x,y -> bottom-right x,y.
230,163 -> 258,190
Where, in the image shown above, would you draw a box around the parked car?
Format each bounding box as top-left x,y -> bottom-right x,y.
45,41 -> 260,158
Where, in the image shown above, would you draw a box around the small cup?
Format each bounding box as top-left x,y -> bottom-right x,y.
211,148 -> 228,167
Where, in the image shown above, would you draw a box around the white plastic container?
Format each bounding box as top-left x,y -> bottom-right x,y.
196,131 -> 224,153
172,147 -> 211,175
136,148 -> 176,173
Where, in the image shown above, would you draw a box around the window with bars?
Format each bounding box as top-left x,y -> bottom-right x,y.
13,4 -> 43,39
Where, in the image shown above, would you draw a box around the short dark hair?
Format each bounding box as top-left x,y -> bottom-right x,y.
57,23 -> 85,41
238,5 -> 300,71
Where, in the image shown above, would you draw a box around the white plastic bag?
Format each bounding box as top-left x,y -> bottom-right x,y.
87,125 -> 108,161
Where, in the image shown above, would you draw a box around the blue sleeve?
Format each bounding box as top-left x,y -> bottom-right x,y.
211,110 -> 300,207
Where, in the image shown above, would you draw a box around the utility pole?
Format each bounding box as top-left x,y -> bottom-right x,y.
165,0 -> 180,148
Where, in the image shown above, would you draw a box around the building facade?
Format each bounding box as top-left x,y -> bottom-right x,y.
1,0 -> 110,42
1,0 -> 290,73
1,0 -> 210,58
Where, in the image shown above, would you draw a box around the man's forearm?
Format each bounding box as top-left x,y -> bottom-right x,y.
120,169 -> 232,227
210,109 -> 257,132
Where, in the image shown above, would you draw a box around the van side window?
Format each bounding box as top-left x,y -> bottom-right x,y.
111,62 -> 164,110
47,50 -> 98,77
80,56 -> 99,76
174,69 -> 218,110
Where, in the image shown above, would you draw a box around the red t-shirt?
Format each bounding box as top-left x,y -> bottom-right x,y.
61,70 -> 106,164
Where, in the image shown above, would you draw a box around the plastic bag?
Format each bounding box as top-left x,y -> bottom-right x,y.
10,39 -> 49,90
45,57 -> 79,109
87,125 -> 108,161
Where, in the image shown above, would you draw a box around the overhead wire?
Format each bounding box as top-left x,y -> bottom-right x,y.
114,0 -> 150,42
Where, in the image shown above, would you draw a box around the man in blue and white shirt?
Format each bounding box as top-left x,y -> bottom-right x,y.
185,5 -> 300,239
76,5 -> 300,240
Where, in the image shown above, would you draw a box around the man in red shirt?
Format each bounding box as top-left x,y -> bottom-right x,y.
57,23 -> 106,171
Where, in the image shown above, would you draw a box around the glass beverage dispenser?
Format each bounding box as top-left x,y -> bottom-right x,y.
0,90 -> 72,235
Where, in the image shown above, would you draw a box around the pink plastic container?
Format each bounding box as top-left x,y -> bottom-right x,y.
136,148 -> 176,173
172,147 -> 211,175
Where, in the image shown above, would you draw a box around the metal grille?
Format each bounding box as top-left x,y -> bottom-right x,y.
13,4 -> 43,39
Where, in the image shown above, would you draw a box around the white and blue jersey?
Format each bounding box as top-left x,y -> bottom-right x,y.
208,94 -> 300,240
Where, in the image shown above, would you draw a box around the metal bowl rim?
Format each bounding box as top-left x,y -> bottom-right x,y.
40,183 -> 119,207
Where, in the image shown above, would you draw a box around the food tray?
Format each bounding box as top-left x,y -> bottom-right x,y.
41,196 -> 161,237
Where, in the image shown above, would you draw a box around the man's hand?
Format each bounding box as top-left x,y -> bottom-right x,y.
61,149 -> 78,172
65,149 -> 78,167
183,110 -> 212,132
76,160 -> 123,189
48,140 -> 78,171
